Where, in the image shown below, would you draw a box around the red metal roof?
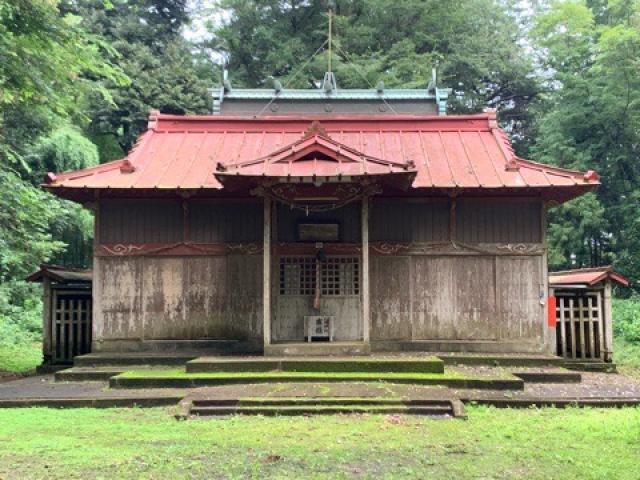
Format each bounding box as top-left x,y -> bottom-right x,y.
44,110 -> 599,201
549,267 -> 629,287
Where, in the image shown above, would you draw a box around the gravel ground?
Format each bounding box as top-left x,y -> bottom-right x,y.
0,375 -> 186,400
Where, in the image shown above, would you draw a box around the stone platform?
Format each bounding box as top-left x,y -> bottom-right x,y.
1,353 -> 637,416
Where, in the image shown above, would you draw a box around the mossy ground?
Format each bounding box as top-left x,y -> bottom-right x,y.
0,406 -> 638,479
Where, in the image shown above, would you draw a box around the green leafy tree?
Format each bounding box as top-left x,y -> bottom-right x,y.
70,0 -> 212,153
209,0 -> 540,145
0,0 -> 126,334
531,0 -> 640,286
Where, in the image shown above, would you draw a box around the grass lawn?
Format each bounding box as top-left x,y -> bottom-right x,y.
0,406 -> 638,479
0,342 -> 41,374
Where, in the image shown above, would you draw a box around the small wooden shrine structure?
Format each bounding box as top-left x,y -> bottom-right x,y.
26,265 -> 92,364
549,267 -> 629,362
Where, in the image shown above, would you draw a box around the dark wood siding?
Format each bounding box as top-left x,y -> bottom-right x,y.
277,203 -> 360,242
100,200 -> 182,243
456,200 -> 542,243
370,201 -> 450,242
189,201 -> 262,242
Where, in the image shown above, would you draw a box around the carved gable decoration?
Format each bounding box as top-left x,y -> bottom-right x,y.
215,122 -> 416,185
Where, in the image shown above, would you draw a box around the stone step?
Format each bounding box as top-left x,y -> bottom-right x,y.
438,354 -> 565,367
110,370 -> 524,390
191,397 -> 454,407
55,367 -> 127,382
73,353 -> 200,367
563,361 -> 617,373
264,342 -> 371,357
186,356 -> 445,374
188,404 -> 455,416
512,371 -> 582,384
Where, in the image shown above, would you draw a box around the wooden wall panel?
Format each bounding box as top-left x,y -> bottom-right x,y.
95,257 -> 143,340
411,257 -> 497,340
456,200 -> 542,243
277,203 -> 360,242
189,201 -> 262,242
370,201 -> 450,242
370,255 -> 544,343
495,256 -> 543,340
370,256 -> 412,340
94,255 -> 263,343
100,200 -> 182,243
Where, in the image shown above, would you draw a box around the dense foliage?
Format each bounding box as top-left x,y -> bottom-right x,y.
530,0 -> 640,283
0,0 -> 639,362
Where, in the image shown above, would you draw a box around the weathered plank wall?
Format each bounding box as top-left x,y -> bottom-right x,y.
100,200 -> 182,243
99,199 -> 263,243
370,201 -> 449,242
273,296 -> 362,341
93,255 -> 263,349
370,255 -> 543,342
456,199 -> 542,243
190,201 -> 262,242
370,199 -> 542,243
369,198 -> 545,347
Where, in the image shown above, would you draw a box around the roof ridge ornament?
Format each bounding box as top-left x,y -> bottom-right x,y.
120,159 -> 136,174
148,109 -> 161,130
303,121 -> 329,139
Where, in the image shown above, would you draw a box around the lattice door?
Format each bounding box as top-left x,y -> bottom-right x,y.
52,290 -> 92,363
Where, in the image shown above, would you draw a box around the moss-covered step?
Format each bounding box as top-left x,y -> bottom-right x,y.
110,369 -> 524,390
182,397 -> 465,418
185,356 -> 445,374
188,404 -> 453,416
55,367 -> 128,382
73,353 -> 199,367
437,354 -> 565,367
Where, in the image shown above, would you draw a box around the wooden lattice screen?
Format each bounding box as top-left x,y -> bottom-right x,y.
555,291 -> 605,360
279,256 -> 360,296
52,290 -> 92,363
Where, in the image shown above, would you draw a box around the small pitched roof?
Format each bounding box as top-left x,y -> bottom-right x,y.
43,110 -> 599,202
26,265 -> 92,284
214,121 -> 416,189
549,266 -> 629,287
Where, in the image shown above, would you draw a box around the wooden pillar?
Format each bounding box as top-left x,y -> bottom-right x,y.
42,277 -> 52,364
91,200 -> 101,352
361,196 -> 370,344
604,279 -> 613,362
541,202 -> 554,354
263,197 -> 272,347
449,196 -> 457,241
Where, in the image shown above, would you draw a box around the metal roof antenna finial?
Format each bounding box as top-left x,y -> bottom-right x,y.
223,68 -> 232,93
427,66 -> 437,93
321,2 -> 338,94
